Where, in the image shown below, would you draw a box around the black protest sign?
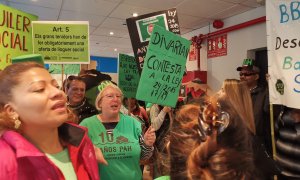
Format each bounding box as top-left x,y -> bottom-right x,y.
126,8 -> 180,73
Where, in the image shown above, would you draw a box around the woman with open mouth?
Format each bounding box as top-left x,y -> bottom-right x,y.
80,80 -> 156,180
0,59 -> 99,180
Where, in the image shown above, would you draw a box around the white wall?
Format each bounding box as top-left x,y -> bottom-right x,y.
182,6 -> 267,91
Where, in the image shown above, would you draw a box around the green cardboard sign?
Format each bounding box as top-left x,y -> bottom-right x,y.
118,53 -> 140,98
49,64 -> 80,74
136,26 -> 191,107
32,21 -> 89,64
0,4 -> 38,70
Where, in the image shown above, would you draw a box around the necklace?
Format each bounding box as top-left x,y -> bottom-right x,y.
250,86 -> 258,92
67,98 -> 86,110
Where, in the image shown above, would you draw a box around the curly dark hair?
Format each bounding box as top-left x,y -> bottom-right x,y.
169,99 -> 255,180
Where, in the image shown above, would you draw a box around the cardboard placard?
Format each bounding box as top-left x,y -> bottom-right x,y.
136,26 -> 191,107
126,8 -> 180,72
32,21 -> 89,64
118,53 -> 140,98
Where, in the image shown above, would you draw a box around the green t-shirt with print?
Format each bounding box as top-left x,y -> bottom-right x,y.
80,113 -> 142,180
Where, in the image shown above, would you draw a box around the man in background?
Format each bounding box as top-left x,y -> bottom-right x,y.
65,76 -> 98,123
237,58 -> 271,154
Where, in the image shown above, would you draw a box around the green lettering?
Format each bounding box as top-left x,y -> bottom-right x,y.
283,56 -> 293,69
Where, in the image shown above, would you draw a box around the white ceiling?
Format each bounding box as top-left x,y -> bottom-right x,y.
0,0 -> 264,58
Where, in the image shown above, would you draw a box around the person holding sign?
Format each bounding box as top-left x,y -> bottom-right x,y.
80,81 -> 155,180
0,61 -> 99,180
150,104 -> 174,178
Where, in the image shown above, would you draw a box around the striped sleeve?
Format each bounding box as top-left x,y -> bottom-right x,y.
139,135 -> 154,160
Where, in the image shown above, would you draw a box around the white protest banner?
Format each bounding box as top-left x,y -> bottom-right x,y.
266,0 -> 300,108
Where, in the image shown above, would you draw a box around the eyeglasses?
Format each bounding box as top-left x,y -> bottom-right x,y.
197,102 -> 230,142
103,94 -> 123,100
239,72 -> 257,77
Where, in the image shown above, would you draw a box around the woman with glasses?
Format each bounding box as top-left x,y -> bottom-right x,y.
65,75 -> 98,123
80,81 -> 155,179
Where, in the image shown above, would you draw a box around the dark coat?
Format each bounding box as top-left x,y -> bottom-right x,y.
276,107 -> 300,178
68,98 -> 98,123
250,86 -> 272,154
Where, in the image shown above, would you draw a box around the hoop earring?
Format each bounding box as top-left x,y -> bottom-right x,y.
13,117 -> 21,129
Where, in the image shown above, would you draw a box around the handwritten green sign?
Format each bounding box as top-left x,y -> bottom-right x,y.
32,21 -> 89,64
0,4 -> 38,70
136,26 -> 191,107
118,53 -> 140,98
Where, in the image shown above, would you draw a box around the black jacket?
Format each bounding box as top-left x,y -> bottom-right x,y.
276,107 -> 300,178
68,98 -> 98,123
251,86 -> 269,136
251,86 -> 272,154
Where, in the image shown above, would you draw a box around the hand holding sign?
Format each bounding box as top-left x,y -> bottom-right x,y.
144,126 -> 156,147
162,106 -> 172,113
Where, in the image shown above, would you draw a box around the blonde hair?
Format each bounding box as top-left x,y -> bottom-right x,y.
222,79 -> 256,134
95,83 -> 123,111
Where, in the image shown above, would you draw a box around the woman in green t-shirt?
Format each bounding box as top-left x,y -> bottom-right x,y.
80,81 -> 155,180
